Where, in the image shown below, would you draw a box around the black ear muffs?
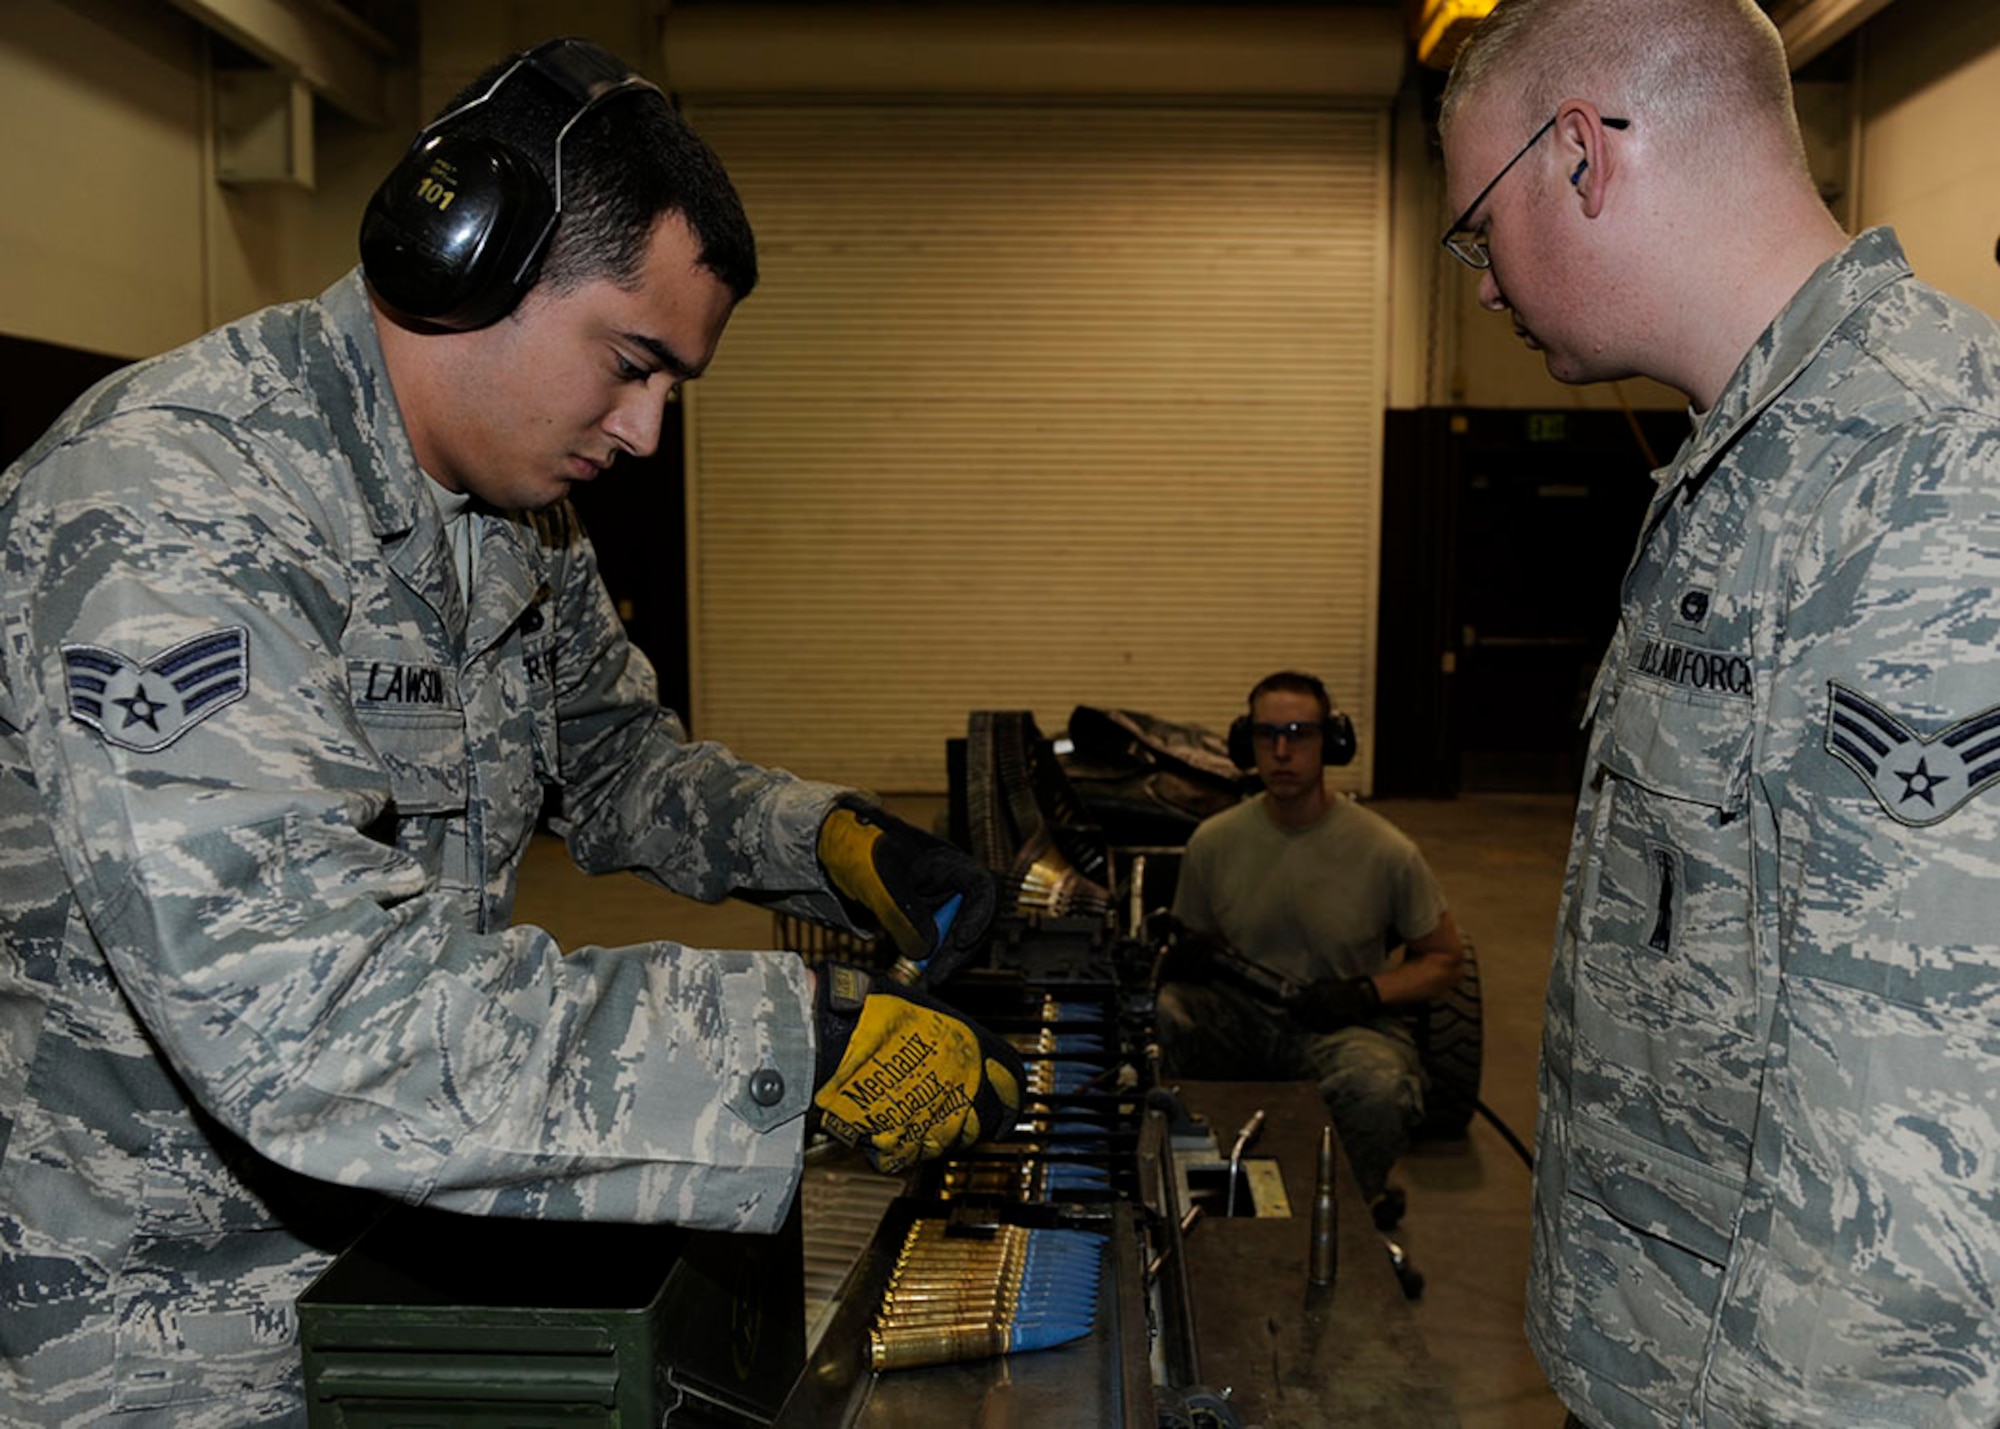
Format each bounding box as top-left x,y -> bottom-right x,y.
1321,711 -> 1357,767
359,133 -> 556,331
359,37 -> 658,332
1227,712 -> 1357,770
1227,716 -> 1255,771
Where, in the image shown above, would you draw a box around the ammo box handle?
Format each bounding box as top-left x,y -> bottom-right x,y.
310,1350 -> 620,1404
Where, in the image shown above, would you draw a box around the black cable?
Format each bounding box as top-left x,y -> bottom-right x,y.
1475,1099 -> 1534,1171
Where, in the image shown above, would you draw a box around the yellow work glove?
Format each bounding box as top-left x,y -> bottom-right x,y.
817,797 -> 999,987
812,963 -> 1025,1173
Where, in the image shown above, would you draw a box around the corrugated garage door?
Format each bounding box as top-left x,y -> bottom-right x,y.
684,102 -> 1388,793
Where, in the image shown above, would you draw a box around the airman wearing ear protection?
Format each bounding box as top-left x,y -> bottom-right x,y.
1159,671 -> 1466,1222
0,36 -> 1006,1422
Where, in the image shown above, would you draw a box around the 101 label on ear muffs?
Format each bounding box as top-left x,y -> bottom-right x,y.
359,134 -> 556,331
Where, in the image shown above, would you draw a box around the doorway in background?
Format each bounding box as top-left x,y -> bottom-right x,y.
1376,405 -> 1686,796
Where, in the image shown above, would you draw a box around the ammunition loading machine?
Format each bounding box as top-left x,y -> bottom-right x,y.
767,708 -> 1472,1426
297,706 -> 1472,1427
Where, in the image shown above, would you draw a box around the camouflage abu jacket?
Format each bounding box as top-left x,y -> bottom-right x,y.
0,269 -> 850,1424
1528,227 -> 2000,1429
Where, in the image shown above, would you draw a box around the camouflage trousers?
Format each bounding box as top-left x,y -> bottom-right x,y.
1154,979 -> 1425,1201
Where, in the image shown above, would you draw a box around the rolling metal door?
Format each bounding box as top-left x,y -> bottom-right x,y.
685,103 -> 1389,793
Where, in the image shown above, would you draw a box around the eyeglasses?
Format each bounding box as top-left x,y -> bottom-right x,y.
1249,720 -> 1323,746
1441,113 -> 1630,270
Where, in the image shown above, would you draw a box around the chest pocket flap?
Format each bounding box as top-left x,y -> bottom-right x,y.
1599,636 -> 1758,812
347,657 -> 467,814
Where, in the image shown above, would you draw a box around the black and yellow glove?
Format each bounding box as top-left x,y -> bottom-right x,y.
817,797 -> 998,987
812,963 -> 1025,1173
1288,974 -> 1383,1034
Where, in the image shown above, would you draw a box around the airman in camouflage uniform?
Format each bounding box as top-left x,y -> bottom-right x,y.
0,39 -> 1003,1426
1441,3 -> 2000,1425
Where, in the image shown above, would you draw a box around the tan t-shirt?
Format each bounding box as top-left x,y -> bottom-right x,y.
1170,790 -> 1446,985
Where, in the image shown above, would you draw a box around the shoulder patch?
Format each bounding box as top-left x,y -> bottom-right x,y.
62,626 -> 249,753
1824,681 -> 2000,827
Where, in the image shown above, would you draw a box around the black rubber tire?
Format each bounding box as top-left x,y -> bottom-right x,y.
1413,938 -> 1484,1139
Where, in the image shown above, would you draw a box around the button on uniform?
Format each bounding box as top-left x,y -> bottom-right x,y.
748,1067 -> 785,1107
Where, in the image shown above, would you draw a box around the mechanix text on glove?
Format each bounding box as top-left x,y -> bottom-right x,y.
812,964 -> 1024,1173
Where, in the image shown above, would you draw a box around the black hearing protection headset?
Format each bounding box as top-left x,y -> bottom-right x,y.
359,37 -> 660,332
1227,671 -> 1358,770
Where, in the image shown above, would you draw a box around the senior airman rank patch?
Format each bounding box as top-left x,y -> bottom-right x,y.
1825,681 -> 2000,827
62,626 -> 249,753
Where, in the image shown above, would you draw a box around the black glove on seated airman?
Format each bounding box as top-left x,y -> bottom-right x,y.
1288,974 -> 1383,1034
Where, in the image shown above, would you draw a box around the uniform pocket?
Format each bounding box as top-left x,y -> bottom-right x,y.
1583,673 -> 1760,1033
347,658 -> 467,816
1598,662 -> 1756,810
1561,662 -> 1767,1250
1553,1159 -> 1727,1416
114,1125 -> 358,1411
113,1226 -> 312,1410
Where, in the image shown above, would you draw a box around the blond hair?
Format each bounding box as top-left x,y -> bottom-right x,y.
1441,0 -> 1806,170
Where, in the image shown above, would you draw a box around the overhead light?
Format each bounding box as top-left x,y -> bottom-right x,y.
1413,0 -> 1499,71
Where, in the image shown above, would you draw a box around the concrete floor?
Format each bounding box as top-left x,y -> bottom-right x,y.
1373,793 -> 1573,1429
512,789 -> 1578,1428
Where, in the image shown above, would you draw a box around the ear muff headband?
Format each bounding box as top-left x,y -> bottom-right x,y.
359,38 -> 661,331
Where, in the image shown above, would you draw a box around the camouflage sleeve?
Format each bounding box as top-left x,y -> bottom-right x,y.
1698,411 -> 2000,1425
534,501 -> 855,928
7,414 -> 810,1231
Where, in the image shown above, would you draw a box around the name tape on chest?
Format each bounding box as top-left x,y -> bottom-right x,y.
1825,682 -> 2000,826
360,661 -> 450,705
62,627 -> 249,753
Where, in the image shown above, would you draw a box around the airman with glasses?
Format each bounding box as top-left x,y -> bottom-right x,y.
1437,3 -> 2000,1427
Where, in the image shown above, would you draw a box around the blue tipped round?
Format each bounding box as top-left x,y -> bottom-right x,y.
1008,1319 -> 1094,1352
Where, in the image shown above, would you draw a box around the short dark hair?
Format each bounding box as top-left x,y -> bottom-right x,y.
432,44 -> 758,302
1247,671 -> 1334,721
